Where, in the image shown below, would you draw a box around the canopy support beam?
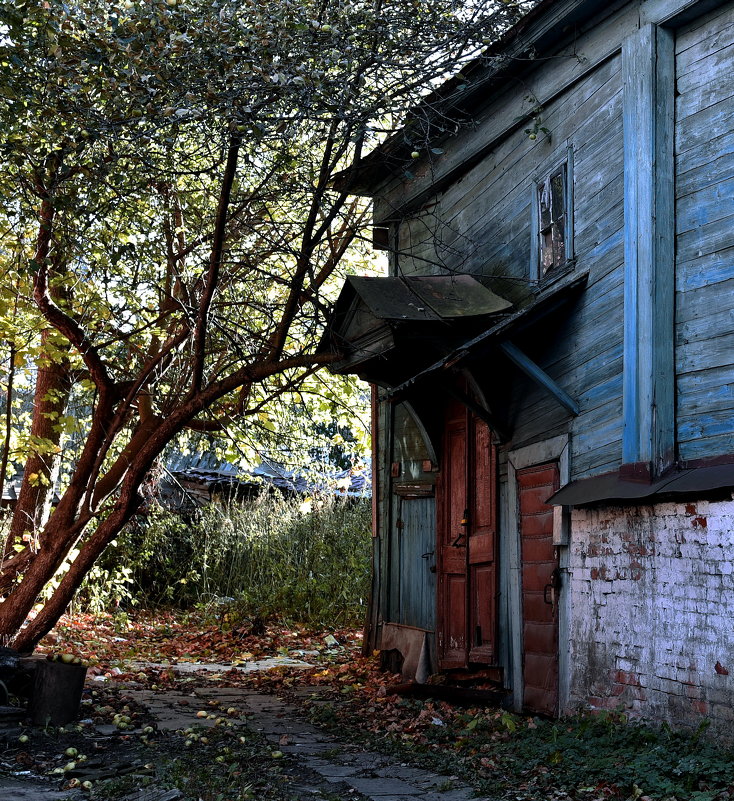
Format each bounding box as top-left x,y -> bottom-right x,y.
499,340 -> 580,417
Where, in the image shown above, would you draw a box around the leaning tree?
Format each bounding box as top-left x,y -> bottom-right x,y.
0,0 -> 526,650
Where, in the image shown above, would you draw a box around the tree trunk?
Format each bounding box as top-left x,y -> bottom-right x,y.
7,332 -> 71,552
12,500 -> 137,652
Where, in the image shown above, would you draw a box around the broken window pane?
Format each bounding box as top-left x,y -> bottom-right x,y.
537,164 -> 567,275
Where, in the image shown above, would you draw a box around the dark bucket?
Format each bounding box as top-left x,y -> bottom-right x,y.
30,660 -> 87,727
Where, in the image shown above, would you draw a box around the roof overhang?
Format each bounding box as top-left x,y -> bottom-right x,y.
334,0 -> 614,197
385,269 -> 588,398
319,274 -> 513,386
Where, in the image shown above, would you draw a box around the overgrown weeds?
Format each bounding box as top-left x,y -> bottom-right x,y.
78,493 -> 371,628
302,692 -> 734,801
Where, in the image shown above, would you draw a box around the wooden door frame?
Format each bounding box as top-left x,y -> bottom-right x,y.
506,435 -> 571,714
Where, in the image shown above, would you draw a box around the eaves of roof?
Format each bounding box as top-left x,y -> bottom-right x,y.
337,0 -> 613,196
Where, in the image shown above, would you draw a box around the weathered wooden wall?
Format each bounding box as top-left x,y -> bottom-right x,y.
675,2 -> 734,463
394,53 -> 626,480
386,0 -> 734,479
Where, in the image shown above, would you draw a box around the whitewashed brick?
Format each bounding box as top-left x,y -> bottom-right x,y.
567,499 -> 734,732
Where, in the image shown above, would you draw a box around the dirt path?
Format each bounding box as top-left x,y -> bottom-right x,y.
1,672 -> 488,801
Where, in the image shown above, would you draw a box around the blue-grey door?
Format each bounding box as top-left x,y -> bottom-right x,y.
394,495 -> 436,632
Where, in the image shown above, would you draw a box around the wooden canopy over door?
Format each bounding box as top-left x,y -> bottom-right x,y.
437,399 -> 497,669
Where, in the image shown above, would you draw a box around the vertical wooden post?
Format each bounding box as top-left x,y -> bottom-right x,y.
622,24 -> 675,476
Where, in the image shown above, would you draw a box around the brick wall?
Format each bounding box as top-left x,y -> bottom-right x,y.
567,499 -> 734,730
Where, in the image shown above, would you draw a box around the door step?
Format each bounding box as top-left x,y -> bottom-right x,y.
386,681 -> 508,706
448,665 -> 504,687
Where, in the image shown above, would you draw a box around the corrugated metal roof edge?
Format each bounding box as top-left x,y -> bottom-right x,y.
548,462 -> 734,506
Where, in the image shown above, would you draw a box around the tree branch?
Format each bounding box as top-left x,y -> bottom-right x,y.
32,162 -> 113,394
192,135 -> 241,393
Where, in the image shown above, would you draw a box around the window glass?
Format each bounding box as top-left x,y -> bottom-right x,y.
538,164 -> 567,275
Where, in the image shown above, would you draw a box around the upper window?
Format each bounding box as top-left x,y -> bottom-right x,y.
539,165 -> 567,273
532,150 -> 573,280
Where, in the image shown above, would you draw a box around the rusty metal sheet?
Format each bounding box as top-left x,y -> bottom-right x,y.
548,462 -> 734,506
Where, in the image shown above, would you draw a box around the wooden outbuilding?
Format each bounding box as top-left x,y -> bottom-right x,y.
322,0 -> 734,729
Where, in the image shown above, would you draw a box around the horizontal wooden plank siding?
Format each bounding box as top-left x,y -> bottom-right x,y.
675,2 -> 734,462
393,54 -> 625,480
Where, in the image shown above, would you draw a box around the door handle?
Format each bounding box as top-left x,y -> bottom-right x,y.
543,568 -> 562,605
451,508 -> 470,547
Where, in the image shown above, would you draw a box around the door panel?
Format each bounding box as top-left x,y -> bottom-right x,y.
396,496 -> 436,631
518,462 -> 560,716
438,415 -> 469,668
468,412 -> 496,663
438,400 -> 497,669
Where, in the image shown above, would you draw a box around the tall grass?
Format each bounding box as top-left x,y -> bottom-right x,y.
85,492 -> 372,627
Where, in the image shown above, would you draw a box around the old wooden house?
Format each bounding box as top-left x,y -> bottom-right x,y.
322,0 -> 734,729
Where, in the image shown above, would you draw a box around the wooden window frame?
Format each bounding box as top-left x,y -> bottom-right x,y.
530,147 -> 575,282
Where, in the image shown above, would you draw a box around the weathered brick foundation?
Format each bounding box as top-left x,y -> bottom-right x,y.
567,499 -> 734,731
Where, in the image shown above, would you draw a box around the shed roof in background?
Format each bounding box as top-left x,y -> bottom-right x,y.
161,451 -> 370,512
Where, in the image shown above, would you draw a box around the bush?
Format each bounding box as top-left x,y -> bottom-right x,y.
82,492 -> 372,627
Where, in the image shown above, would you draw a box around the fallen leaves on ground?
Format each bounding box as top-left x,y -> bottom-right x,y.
46,610 -> 734,801
45,609 -> 357,665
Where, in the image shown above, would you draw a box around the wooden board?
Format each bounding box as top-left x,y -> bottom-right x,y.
675,6 -> 734,463
396,496 -> 436,632
517,462 -> 560,717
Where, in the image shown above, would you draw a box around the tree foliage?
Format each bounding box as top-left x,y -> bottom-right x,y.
0,0 -> 527,650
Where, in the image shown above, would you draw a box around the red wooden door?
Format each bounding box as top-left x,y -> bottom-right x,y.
437,401 -> 497,669
517,462 -> 560,716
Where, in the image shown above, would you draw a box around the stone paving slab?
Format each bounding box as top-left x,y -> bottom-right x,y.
235,691 -> 486,797
309,764 -> 361,777
0,777 -> 82,800
373,764 -> 449,785
280,742 -> 344,754
7,677 -> 485,801
131,657 -> 312,673
345,777 -> 430,796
